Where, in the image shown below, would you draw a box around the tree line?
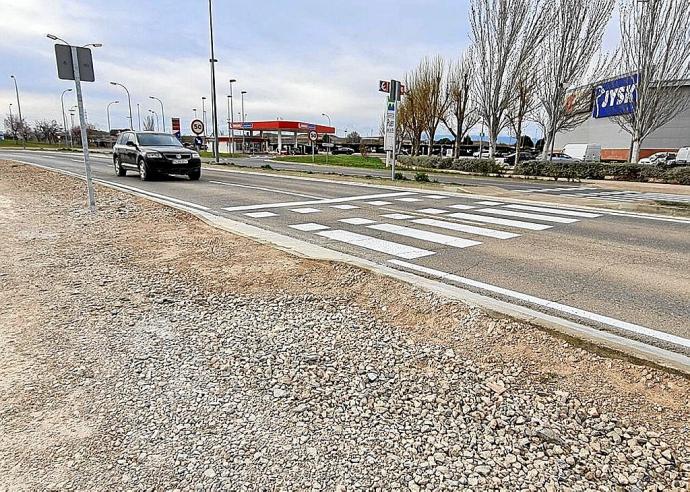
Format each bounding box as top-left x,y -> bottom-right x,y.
3,114 -> 96,145
395,0 -> 690,163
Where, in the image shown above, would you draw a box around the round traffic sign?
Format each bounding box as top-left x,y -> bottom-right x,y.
308,130 -> 318,142
191,119 -> 205,136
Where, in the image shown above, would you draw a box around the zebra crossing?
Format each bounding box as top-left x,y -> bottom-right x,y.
231,192 -> 604,261
519,187 -> 690,204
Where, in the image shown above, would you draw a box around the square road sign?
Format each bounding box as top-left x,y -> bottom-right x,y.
55,44 -> 95,82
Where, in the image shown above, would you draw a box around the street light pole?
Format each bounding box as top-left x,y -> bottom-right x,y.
207,0 -> 220,162
229,78 -> 236,153
10,75 -> 24,149
149,96 -> 165,132
136,103 -> 141,131
202,96 -> 207,137
193,108 -> 197,119
8,103 -> 14,140
61,88 -> 73,147
109,81 -> 133,130
241,91 -> 247,153
149,109 -> 159,131
107,100 -> 119,133
322,113 -> 332,163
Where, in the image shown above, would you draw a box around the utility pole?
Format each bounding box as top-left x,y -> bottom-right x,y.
202,97 -> 207,137
208,0 -> 220,162
61,88 -> 73,147
10,76 -> 24,149
241,91 -> 247,153
109,81 -> 132,130
229,78 -> 236,153
136,103 -> 141,131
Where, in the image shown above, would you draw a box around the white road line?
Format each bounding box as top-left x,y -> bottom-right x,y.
223,191 -> 415,212
289,223 -> 330,231
504,204 -> 602,218
367,223 -> 482,248
412,218 -> 520,239
475,201 -> 502,206
389,260 -> 690,350
331,204 -> 359,210
424,195 -> 449,199
449,204 -> 476,210
103,181 -> 210,211
381,213 -> 415,220
447,212 -> 552,230
291,207 -> 321,214
208,180 -> 324,199
245,211 -> 277,218
367,201 -> 392,206
396,197 -> 422,202
317,230 -> 434,259
340,218 -> 376,225
417,208 -> 449,215
478,208 -> 579,224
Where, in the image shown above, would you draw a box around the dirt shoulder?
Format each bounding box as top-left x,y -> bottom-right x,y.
1,160 -> 688,489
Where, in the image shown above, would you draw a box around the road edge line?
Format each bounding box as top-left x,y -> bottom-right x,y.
13,158 -> 690,374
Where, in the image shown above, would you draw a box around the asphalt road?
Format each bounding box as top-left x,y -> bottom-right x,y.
3,149 -> 689,356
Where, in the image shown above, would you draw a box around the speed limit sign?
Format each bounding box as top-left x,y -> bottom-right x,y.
191,119 -> 204,136
308,130 -> 318,142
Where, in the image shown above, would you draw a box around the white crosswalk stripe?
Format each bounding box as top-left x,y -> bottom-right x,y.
447,212 -> 552,230
449,204 -> 476,210
412,218 -> 520,239
290,223 -> 330,231
340,218 -> 376,225
291,207 -> 321,214
381,213 -> 415,220
503,204 -> 602,218
477,208 -> 579,224
245,211 -> 277,218
316,230 -> 435,259
367,223 -> 482,248
417,208 -> 449,214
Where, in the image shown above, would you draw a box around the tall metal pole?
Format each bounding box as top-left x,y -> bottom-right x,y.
8,103 -> 14,140
107,100 -> 118,133
202,97 -> 207,137
10,76 -> 24,149
70,45 -> 96,210
149,110 -> 159,131
193,108 -> 197,119
137,103 -> 141,131
241,91 -> 246,153
229,79 -> 236,153
109,81 -> 132,130
150,96 -> 165,132
208,0 -> 220,162
61,88 -> 72,147
322,113 -> 331,164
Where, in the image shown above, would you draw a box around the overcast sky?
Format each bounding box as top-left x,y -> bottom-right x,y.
0,0 -> 621,138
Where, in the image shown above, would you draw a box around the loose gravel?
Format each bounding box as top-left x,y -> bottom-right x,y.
0,161 -> 688,490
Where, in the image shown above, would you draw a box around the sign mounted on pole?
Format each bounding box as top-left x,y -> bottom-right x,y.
379,80 -> 406,96
383,100 -> 396,152
191,119 -> 205,135
592,74 -> 639,119
308,130 -> 318,142
171,117 -> 181,139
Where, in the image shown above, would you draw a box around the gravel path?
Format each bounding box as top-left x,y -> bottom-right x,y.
0,161 -> 688,490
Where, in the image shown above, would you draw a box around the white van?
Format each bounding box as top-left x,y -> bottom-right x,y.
676,147 -> 690,165
562,144 -> 601,162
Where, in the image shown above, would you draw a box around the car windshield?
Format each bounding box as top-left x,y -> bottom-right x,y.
137,133 -> 181,146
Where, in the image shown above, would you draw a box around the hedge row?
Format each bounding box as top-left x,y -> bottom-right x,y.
514,160 -> 690,184
398,156 -> 503,175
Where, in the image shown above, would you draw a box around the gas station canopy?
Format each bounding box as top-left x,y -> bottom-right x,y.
230,120 -> 335,135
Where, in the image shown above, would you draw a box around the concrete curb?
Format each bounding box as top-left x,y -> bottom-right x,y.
13,158 -> 690,375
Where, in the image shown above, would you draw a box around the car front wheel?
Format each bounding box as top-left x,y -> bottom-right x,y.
114,156 -> 126,176
188,169 -> 201,181
139,159 -> 153,181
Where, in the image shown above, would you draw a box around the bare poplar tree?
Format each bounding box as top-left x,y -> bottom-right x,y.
469,0 -> 548,157
507,73 -> 539,160
612,0 -> 690,163
535,0 -> 614,160
442,52 -> 480,158
143,115 -> 155,131
399,72 -> 426,155
416,56 -> 449,156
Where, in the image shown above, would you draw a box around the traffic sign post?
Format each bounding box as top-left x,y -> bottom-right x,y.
54,43 -> 96,210
309,130 -> 318,163
322,134 -> 332,165
171,117 -> 181,139
191,119 -> 204,136
380,79 -> 402,180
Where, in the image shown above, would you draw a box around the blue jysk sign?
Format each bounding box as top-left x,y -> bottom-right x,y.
592,74 -> 639,118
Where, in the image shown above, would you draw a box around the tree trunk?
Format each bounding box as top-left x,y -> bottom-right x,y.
630,137 -> 641,164
514,118 -> 523,164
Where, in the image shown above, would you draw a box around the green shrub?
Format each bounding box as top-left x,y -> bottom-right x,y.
415,172 -> 430,182
394,172 -> 407,180
663,166 -> 690,185
398,155 -> 499,175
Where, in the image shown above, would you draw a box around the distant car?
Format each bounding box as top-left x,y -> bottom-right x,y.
639,152 -> 677,168
547,152 -> 577,162
331,146 -> 355,155
676,147 -> 690,165
502,151 -> 536,166
472,149 -> 491,158
563,144 -> 601,162
113,131 -> 201,181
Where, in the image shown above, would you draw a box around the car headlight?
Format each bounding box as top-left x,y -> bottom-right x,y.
191,152 -> 200,159
146,151 -> 162,159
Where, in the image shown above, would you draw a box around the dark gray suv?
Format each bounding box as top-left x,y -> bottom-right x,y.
112,131 -> 202,181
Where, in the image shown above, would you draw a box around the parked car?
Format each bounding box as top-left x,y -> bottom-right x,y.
331,146 -> 355,155
676,147 -> 690,165
502,151 -> 536,166
112,131 -> 201,181
639,152 -> 677,168
563,144 -> 601,162
546,152 -> 577,162
472,149 -> 491,158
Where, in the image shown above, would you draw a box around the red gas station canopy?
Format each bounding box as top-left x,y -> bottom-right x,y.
230,120 -> 335,134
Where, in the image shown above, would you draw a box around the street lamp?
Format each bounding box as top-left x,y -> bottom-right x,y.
107,100 -> 119,133
10,75 -> 24,149
8,103 -> 14,140
241,91 -> 247,153
109,81 -> 133,130
207,0 -> 220,163
193,108 -> 198,119
321,113 -> 332,160
201,96 -> 207,137
136,103 -> 141,131
149,96 -> 165,132
229,78 -> 236,153
61,88 -> 73,147
148,109 -> 159,131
